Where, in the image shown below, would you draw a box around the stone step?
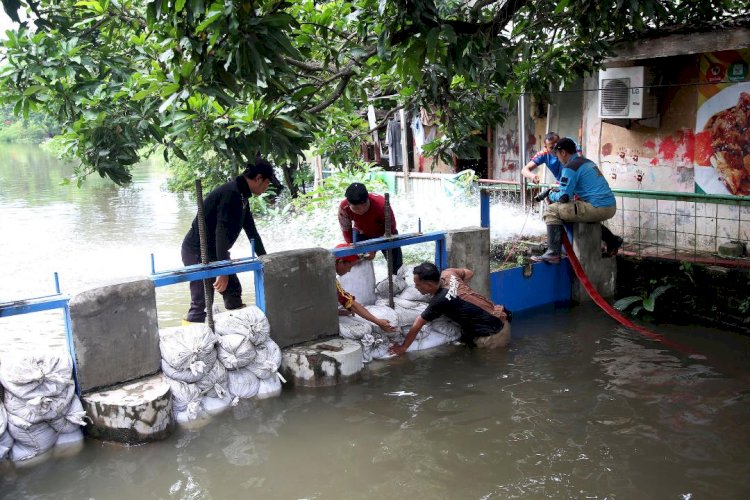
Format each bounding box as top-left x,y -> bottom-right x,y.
281,338 -> 363,387
82,374 -> 173,445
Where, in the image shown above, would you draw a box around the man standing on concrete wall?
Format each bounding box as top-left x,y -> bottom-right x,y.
531,138 -> 617,264
389,262 -> 511,355
338,182 -> 403,273
523,132 -> 622,257
181,159 -> 282,323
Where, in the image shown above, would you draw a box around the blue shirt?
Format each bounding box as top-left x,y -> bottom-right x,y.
549,154 -> 615,208
531,151 -> 564,181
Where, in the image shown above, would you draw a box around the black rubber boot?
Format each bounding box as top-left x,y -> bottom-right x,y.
601,225 -> 623,257
531,224 -> 563,264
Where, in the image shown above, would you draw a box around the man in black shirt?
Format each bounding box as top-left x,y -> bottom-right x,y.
181,159 -> 282,323
389,262 -> 511,355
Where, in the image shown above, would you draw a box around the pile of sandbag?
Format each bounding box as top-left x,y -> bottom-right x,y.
0,350 -> 87,463
159,306 -> 282,426
338,264 -> 462,361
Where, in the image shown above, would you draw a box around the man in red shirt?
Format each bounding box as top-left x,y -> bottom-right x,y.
337,183 -> 403,273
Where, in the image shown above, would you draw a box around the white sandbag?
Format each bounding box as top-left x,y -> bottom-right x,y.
159,324 -> 218,371
195,360 -> 228,398
397,264 -> 417,286
338,315 -> 373,340
0,350 -> 73,399
226,367 -> 260,399
166,379 -> 203,416
363,305 -> 399,336
425,317 -> 462,341
406,331 -> 451,352
398,285 -> 431,302
4,384 -> 75,424
0,399 -> 7,436
49,397 -> 88,434
393,297 -> 428,326
375,275 -> 407,299
338,259 -> 376,306
255,375 -> 282,400
201,394 -> 237,416
217,333 -> 257,370
7,414 -> 58,461
246,339 -> 282,380
161,349 -> 218,384
360,332 -> 390,364
214,306 -> 270,345
0,430 -> 13,460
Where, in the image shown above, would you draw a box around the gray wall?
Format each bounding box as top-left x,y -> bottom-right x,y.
446,227 -> 491,298
572,223 -> 616,301
69,277 -> 161,393
261,248 -> 339,348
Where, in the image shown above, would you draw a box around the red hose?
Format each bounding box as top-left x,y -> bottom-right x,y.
561,232 -> 703,357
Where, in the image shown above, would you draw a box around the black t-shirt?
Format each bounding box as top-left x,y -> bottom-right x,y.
421,287 -> 503,344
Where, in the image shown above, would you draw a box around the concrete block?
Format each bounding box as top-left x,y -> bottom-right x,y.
69,277 -> 161,393
82,374 -> 173,445
446,227 -> 490,298
260,249 -> 339,348
280,338 -> 363,387
572,223 -> 616,302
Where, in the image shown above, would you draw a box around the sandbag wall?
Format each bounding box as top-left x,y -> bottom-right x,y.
159,306 -> 282,427
338,263 -> 462,362
0,350 -> 86,464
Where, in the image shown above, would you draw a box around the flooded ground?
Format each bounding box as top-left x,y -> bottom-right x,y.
2,304 -> 749,498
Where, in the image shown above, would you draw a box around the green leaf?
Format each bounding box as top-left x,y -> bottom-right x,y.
613,296 -> 642,312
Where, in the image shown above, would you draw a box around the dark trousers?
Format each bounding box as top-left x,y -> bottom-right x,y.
181,247 -> 244,323
358,234 -> 403,274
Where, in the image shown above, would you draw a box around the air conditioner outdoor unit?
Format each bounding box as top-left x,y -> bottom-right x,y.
599,66 -> 657,120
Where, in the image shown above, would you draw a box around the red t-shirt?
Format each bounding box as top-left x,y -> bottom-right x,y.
338,193 -> 398,243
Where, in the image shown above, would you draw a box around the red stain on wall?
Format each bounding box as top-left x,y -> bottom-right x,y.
643,139 -> 656,149
601,143 -> 613,156
694,131 -> 713,166
658,136 -> 678,160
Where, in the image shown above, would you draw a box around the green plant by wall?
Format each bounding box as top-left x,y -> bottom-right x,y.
614,284 -> 673,318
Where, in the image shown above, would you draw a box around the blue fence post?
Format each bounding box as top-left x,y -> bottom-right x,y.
254,268 -> 266,313
480,189 -> 490,229
434,237 -> 448,271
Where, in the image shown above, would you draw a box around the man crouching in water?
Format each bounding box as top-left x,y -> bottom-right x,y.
389,262 -> 512,356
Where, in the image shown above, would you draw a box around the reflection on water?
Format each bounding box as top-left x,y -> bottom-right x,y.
2,305 -> 750,498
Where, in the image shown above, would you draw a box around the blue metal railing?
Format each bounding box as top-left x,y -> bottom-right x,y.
330,230 -> 448,270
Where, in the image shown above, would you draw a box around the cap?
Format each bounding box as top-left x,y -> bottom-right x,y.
334,243 -> 359,263
553,137 -> 577,154
244,159 -> 284,192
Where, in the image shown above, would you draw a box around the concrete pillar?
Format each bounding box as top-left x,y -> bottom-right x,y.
81,374 -> 173,444
69,277 -> 161,393
280,338 -> 363,387
572,223 -> 616,302
260,248 -> 339,348
446,227 -> 491,298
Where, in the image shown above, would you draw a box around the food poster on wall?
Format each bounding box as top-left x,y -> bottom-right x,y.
694,49 -> 750,196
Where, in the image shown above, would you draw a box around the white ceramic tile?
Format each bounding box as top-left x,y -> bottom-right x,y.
640,198 -> 657,213
641,228 -> 658,245
676,214 -> 696,233
695,216 -> 716,237
740,219 -> 750,241
623,197 -> 640,211
696,235 -> 716,253
676,232 -> 696,252
641,212 -> 658,230
740,205 -> 750,221
717,218 -> 739,239
696,202 -> 717,218
717,204 -> 740,220
656,213 -> 676,231
675,201 -> 695,217
657,230 -> 676,248
656,199 -> 676,215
